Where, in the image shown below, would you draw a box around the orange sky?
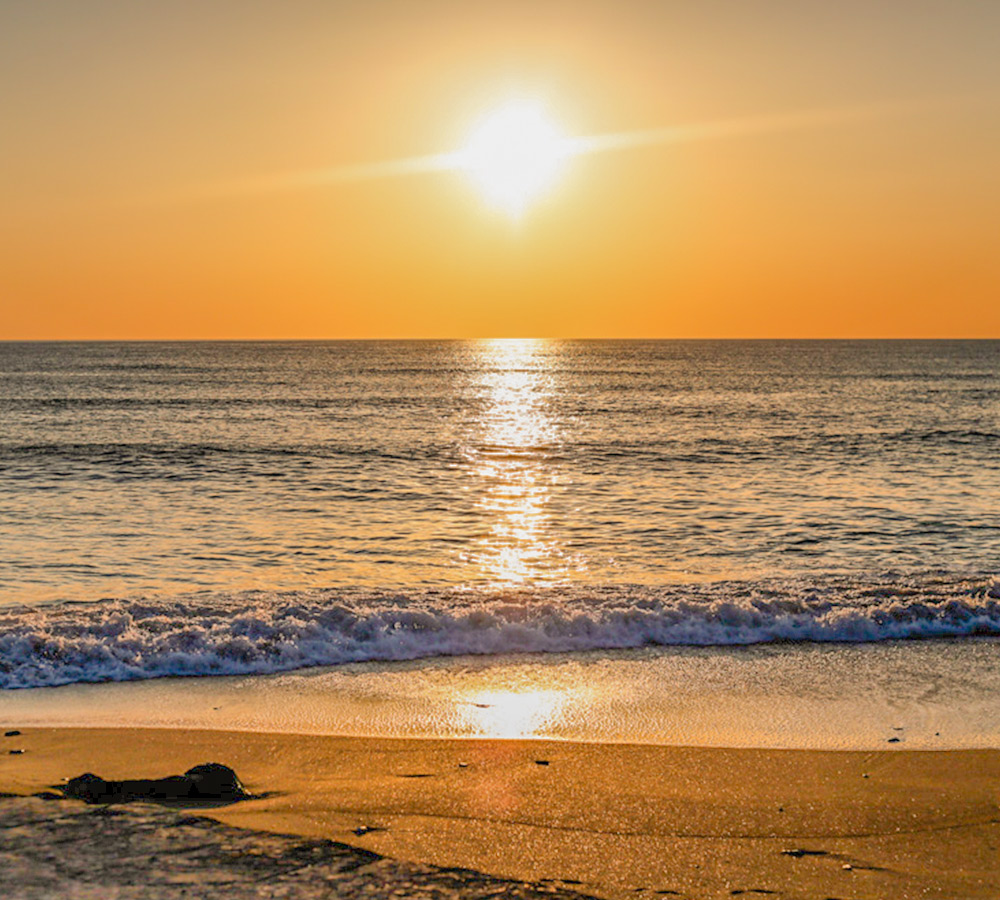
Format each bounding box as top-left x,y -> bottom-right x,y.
2,0 -> 999,339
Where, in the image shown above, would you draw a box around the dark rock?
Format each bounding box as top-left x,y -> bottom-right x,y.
534,760 -> 550,766
64,773 -> 110,803
62,763 -> 249,805
9,749 -> 25,755
781,848 -> 828,858
184,763 -> 248,800
887,737 -> 901,744
4,730 -> 21,737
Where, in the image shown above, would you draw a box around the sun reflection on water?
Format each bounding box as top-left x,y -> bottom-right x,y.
463,339 -> 571,585
460,688 -> 565,738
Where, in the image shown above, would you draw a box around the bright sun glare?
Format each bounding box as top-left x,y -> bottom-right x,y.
459,101 -> 570,216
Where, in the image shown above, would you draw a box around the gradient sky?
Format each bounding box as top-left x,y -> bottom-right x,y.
2,0 -> 999,339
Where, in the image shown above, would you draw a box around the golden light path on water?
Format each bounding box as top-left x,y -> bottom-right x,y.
454,339 -> 578,736
463,338 -> 571,585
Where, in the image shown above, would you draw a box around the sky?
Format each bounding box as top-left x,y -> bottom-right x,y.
1,0 -> 999,339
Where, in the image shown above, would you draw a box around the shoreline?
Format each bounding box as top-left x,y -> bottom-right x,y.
3,640 -> 998,751
3,727 -> 999,899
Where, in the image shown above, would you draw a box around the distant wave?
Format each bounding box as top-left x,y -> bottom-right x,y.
1,577 -> 998,689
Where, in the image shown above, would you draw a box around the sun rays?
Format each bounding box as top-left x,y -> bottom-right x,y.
198,100 -> 896,213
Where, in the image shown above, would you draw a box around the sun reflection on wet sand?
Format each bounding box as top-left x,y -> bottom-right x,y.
459,688 -> 566,739
463,339 -> 573,585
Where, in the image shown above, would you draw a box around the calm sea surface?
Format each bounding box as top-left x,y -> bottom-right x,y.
1,340 -> 998,690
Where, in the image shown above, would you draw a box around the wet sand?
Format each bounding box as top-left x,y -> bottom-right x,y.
2,727 -> 998,899
4,642 -> 997,750
1,794 -> 593,900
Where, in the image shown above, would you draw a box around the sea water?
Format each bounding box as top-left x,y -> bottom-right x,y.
1,340 -> 998,744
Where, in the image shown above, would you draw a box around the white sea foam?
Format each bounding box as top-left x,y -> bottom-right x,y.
1,578 -> 998,689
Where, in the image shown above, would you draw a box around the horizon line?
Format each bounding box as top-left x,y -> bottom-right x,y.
3,336 -> 999,344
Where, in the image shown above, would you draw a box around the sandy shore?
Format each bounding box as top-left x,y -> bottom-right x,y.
2,727 -> 998,899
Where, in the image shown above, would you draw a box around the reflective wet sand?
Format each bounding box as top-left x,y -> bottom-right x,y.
3,640 -> 998,750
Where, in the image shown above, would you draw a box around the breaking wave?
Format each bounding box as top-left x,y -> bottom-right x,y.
2,576 -> 999,689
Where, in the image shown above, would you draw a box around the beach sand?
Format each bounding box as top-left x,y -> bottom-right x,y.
2,727 -> 998,899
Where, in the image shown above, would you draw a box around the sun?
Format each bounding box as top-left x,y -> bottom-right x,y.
459,101 -> 570,217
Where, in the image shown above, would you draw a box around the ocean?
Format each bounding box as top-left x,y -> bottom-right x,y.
1,339 -> 998,743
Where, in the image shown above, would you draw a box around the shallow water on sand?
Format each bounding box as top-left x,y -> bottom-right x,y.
2,641 -> 997,750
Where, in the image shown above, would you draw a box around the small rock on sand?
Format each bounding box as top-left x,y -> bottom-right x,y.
184,763 -> 247,800
63,763 -> 249,804
4,730 -> 22,737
